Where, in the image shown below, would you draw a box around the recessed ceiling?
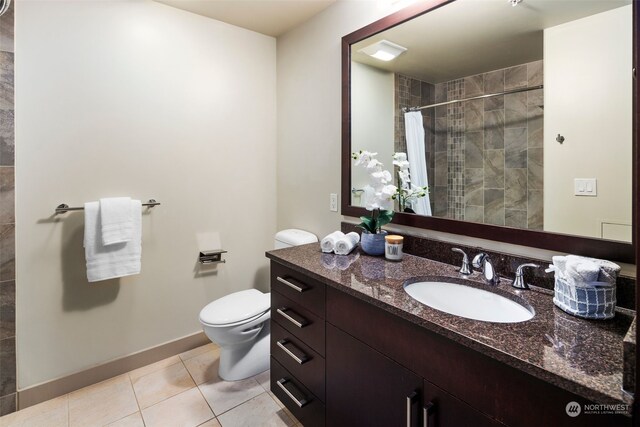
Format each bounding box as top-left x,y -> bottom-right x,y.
352,0 -> 631,83
154,0 -> 336,37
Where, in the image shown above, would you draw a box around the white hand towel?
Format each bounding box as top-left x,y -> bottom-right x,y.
85,200 -> 142,282
321,231 -> 345,253
334,232 -> 360,255
100,197 -> 133,245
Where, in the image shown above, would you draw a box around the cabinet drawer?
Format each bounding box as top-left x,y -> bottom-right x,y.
271,262 -> 325,317
271,320 -> 325,401
271,357 -> 325,427
423,379 -> 501,427
272,290 -> 325,356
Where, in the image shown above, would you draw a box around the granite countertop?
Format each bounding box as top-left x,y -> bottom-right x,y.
266,243 -> 635,408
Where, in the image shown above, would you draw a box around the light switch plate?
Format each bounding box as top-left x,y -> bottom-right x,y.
330,193 -> 338,211
574,178 -> 597,196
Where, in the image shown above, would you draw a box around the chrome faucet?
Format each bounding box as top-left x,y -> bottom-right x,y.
451,248 -> 471,275
472,252 -> 500,285
512,263 -> 540,290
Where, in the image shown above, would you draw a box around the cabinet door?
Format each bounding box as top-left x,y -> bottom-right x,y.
326,324 -> 423,427
422,379 -> 502,427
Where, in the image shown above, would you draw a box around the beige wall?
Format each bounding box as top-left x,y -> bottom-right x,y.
276,1 -> 635,275
544,5 -> 632,241
351,62 -> 395,207
16,0 -> 276,388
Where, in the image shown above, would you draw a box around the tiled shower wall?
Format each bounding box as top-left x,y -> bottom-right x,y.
0,0 -> 14,416
394,61 -> 543,229
394,74 -> 435,213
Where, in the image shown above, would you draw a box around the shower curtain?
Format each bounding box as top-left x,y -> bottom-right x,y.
404,111 -> 432,216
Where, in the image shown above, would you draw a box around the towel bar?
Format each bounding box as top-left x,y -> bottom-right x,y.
55,199 -> 161,214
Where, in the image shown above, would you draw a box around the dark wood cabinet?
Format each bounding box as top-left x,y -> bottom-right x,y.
326,323 -> 423,427
269,261 -> 632,427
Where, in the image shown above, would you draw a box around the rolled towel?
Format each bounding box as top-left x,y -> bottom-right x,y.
334,232 -> 360,256
551,256 -> 568,281
321,231 -> 345,253
564,257 -> 600,285
567,255 -> 620,285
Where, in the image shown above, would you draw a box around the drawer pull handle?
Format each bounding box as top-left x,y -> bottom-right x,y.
423,402 -> 435,427
277,339 -> 309,365
277,276 -> 306,293
276,308 -> 307,328
406,391 -> 417,427
276,378 -> 309,408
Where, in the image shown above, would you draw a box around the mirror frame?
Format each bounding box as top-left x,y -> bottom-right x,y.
341,0 -> 637,263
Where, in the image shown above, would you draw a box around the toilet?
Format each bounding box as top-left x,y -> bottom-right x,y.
199,229 -> 318,381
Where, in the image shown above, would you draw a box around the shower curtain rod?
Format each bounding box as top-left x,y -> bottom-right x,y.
401,84 -> 543,113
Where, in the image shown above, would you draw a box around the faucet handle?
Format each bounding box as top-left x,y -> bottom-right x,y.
451,248 -> 471,275
513,263 -> 540,290
471,252 -> 487,269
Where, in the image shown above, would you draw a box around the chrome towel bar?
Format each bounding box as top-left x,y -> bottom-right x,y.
55,199 -> 161,214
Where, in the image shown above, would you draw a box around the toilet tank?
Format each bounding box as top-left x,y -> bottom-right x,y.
274,229 -> 318,249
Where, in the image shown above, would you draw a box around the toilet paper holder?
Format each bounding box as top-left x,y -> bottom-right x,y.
199,250 -> 227,264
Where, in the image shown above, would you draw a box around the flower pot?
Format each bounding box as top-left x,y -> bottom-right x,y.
360,230 -> 387,256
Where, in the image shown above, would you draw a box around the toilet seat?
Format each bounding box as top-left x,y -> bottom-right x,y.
199,289 -> 270,326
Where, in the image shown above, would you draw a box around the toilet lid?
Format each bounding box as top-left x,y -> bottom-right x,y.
200,289 -> 270,326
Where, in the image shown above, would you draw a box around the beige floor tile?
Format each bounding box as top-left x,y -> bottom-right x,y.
68,374 -> 138,427
217,393 -> 294,427
198,419 -> 222,427
129,355 -> 182,382
267,391 -> 284,409
183,347 -> 221,385
0,394 -> 68,427
132,361 -> 196,409
106,411 -> 144,427
253,369 -> 270,391
199,375 -> 264,416
179,343 -> 218,362
141,388 -> 214,427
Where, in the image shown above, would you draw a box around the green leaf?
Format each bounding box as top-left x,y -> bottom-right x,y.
357,215 -> 376,233
376,210 -> 394,229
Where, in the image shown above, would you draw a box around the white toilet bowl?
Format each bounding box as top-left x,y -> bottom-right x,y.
199,289 -> 271,381
199,229 -> 318,381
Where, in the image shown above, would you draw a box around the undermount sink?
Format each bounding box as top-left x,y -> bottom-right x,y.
404,279 -> 535,323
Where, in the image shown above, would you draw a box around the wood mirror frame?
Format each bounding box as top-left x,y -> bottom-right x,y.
341,0 -> 637,263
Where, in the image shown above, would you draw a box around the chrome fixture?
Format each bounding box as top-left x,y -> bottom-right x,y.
199,250 -> 227,265
451,248 -> 471,275
0,0 -> 10,17
512,263 -> 540,290
55,199 -> 160,214
402,85 -> 542,113
472,252 -> 500,286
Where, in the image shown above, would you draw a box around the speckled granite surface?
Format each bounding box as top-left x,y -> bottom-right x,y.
623,318 -> 636,394
266,243 -> 634,409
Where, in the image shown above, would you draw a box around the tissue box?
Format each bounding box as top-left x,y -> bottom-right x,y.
553,276 -> 616,320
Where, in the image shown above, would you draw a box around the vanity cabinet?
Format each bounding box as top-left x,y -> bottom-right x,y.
269,261 -> 632,427
270,263 -> 326,427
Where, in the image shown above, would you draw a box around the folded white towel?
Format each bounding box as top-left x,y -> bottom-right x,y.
85,200 -> 142,282
100,197 -> 133,245
334,232 -> 360,255
321,231 -> 345,253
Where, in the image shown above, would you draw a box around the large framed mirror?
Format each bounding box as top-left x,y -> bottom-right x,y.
341,0 -> 637,263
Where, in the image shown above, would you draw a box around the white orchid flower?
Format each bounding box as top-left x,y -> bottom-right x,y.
380,184 -> 398,198
393,152 -> 407,162
366,159 -> 384,171
354,150 -> 378,167
371,170 -> 392,185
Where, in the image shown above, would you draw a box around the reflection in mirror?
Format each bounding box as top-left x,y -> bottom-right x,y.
350,0 -> 632,243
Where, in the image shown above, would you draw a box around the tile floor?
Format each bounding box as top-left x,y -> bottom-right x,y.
0,343 -> 301,427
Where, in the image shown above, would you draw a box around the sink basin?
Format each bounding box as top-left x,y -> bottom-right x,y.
404,280 -> 534,323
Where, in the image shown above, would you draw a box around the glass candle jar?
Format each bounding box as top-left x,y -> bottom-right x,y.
384,235 -> 404,261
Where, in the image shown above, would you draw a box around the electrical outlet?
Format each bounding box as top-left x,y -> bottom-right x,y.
330,193 -> 338,212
